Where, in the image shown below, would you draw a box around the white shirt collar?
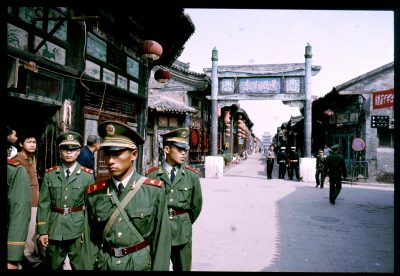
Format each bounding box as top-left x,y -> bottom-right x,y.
64,162 -> 78,175
112,170 -> 134,190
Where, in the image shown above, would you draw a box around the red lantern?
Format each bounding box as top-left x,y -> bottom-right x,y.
141,40 -> 163,61
324,108 -> 334,117
154,69 -> 172,83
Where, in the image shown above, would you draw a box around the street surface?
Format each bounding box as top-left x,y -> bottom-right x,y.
191,153 -> 395,272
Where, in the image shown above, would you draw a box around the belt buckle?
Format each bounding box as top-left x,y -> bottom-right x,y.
168,208 -> 176,219
113,247 -> 124,257
63,208 -> 70,215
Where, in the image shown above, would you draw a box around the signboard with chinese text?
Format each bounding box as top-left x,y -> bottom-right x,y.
239,78 -> 281,94
373,89 -> 394,109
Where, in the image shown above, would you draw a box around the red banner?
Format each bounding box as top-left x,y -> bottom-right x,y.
373,88 -> 394,109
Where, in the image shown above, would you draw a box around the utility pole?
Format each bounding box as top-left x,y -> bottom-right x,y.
304,43 -> 312,157
210,47 -> 219,156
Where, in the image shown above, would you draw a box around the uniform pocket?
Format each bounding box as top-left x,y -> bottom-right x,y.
125,207 -> 154,235
178,186 -> 193,208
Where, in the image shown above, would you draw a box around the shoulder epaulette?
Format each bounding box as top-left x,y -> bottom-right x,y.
143,178 -> 164,188
7,159 -> 20,167
80,166 -> 94,174
45,165 -> 59,173
86,181 -> 109,194
145,166 -> 160,175
185,165 -> 198,174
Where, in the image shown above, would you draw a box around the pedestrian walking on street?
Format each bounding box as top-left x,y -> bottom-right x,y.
81,121 -> 171,271
265,144 -> 275,180
277,146 -> 288,179
325,144 -> 347,205
145,128 -> 203,271
36,131 -> 94,270
315,149 -> 326,188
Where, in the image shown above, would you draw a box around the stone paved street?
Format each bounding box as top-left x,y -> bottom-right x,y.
191,153 -> 395,272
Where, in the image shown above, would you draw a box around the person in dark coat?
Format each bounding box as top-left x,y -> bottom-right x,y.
77,134 -> 101,180
287,146 -> 300,181
266,145 -> 275,180
325,144 -> 347,205
276,147 -> 288,179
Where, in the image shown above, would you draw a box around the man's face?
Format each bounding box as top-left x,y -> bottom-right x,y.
60,148 -> 80,164
7,130 -> 17,144
20,137 -> 37,154
164,144 -> 188,166
103,149 -> 136,181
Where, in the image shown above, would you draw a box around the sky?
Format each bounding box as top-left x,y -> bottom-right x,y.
178,9 -> 394,138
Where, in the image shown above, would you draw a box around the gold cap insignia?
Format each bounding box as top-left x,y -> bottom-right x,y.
182,131 -> 187,139
106,124 -> 115,136
67,134 -> 74,141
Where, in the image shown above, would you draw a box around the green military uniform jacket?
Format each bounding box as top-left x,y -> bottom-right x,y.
325,153 -> 348,179
145,163 -> 203,246
316,154 -> 326,171
7,159 -> 32,262
81,172 -> 171,271
37,164 -> 94,240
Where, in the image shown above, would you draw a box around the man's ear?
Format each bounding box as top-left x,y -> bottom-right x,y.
164,145 -> 170,154
131,149 -> 138,161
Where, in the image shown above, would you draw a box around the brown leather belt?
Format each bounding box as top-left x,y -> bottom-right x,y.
52,206 -> 85,215
106,239 -> 150,257
168,208 -> 187,219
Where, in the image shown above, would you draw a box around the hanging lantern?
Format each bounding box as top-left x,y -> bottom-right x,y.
154,69 -> 172,83
141,40 -> 163,61
324,108 -> 334,117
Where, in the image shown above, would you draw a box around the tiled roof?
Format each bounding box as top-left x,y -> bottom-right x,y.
148,94 -> 197,114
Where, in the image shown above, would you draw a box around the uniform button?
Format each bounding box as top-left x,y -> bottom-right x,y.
170,198 -> 173,202
140,213 -> 144,219
64,196 -> 68,199
184,187 -> 188,191
117,232 -> 122,238
117,217 -> 122,223
65,187 -> 68,191
170,189 -> 174,193
97,217 -> 101,222
64,204 -> 67,207
116,260 -> 121,265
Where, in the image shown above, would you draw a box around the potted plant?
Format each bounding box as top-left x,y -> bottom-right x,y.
222,153 -> 233,166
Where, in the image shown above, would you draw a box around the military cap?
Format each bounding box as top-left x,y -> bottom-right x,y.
318,149 -> 324,153
57,131 -> 82,150
98,120 -> 144,152
330,144 -> 340,150
280,146 -> 286,150
161,128 -> 190,149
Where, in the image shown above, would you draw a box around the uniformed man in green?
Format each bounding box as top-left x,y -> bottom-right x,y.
7,158 -> 32,270
325,144 -> 348,205
81,120 -> 171,270
145,128 -> 203,271
315,149 -> 326,188
36,131 -> 94,270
